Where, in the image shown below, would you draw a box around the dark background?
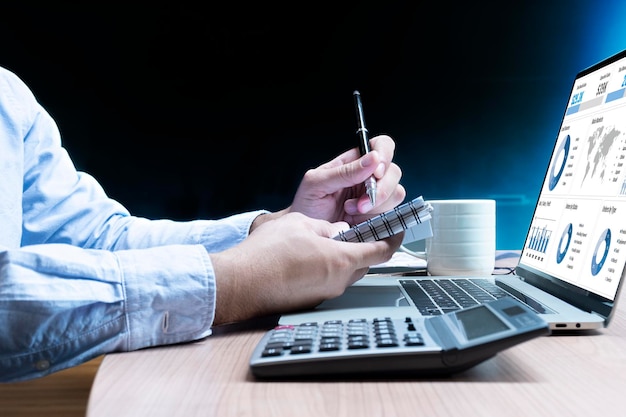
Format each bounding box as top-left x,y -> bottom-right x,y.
1,1 -> 624,248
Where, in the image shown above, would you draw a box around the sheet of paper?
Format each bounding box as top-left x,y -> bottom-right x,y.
368,250 -> 427,274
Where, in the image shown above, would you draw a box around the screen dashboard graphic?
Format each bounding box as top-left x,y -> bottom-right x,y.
522,55 -> 626,301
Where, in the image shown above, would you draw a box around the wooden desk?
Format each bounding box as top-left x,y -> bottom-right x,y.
0,356 -> 102,417
87,288 -> 626,417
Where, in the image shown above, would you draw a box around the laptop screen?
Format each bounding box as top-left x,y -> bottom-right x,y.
517,49 -> 626,307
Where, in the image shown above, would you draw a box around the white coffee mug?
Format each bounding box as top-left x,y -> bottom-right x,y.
413,199 -> 496,276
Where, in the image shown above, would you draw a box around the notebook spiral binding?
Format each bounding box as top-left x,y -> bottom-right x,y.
334,196 -> 433,243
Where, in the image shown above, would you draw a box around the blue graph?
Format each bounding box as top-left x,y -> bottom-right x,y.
556,223 -> 572,264
527,226 -> 552,253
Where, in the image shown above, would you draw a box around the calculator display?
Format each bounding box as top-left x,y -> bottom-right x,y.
452,305 -> 510,340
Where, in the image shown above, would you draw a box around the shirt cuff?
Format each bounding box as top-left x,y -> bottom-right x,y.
116,244 -> 215,351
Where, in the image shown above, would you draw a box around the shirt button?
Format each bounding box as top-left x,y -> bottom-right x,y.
35,360 -> 50,371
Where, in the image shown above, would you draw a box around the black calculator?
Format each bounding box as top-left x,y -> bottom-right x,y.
250,297 -> 549,378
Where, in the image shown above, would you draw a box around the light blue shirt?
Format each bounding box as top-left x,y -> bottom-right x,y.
0,66 -> 266,382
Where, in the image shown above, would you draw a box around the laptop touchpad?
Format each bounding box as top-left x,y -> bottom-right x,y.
316,285 -> 409,310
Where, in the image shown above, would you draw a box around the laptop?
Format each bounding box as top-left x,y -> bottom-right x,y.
280,49 -> 626,332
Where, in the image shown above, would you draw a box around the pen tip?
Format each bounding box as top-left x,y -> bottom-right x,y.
367,188 -> 376,207
353,90 -> 360,96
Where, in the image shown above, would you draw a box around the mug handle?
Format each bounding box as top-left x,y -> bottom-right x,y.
399,245 -> 427,260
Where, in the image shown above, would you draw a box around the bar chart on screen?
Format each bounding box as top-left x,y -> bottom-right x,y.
526,225 -> 552,254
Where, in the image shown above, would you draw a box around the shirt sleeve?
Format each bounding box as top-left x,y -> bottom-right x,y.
0,243 -> 212,382
0,66 -> 269,381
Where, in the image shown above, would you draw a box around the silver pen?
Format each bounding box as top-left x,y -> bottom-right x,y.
353,90 -> 377,206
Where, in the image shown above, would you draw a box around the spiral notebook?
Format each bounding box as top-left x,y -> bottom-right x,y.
333,196 -> 433,243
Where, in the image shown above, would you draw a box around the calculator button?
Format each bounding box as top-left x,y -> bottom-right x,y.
376,338 -> 399,348
347,340 -> 369,349
319,342 -> 341,351
264,342 -> 286,350
261,347 -> 283,357
290,345 -> 312,354
404,332 -> 425,346
320,336 -> 341,345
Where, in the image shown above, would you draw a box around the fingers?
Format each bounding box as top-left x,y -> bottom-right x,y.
343,161 -> 406,217
316,134 -> 395,181
329,221 -> 351,238
370,162 -> 406,211
329,135 -> 396,187
314,135 -> 397,196
368,135 -> 395,168
297,149 -> 382,200
290,134 -> 404,224
338,232 -> 404,271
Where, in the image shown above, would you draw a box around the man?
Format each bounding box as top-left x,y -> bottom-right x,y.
0,66 -> 405,382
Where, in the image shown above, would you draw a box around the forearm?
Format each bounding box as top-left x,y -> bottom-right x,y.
86,210 -> 270,252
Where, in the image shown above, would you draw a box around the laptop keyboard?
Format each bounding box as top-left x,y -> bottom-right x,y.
400,278 -> 512,316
